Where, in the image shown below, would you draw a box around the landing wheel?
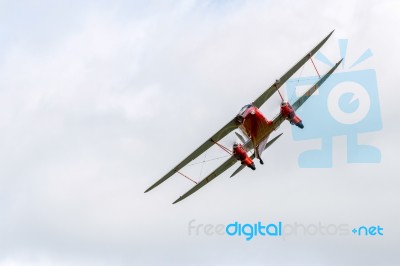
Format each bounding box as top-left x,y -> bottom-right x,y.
260,159 -> 264,165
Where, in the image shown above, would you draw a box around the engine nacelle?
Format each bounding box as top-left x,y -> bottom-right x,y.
233,144 -> 256,170
280,102 -> 304,129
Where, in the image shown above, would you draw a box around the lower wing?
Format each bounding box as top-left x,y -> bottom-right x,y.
172,156 -> 237,204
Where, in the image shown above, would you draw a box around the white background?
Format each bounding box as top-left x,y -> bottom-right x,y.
0,0 -> 399,265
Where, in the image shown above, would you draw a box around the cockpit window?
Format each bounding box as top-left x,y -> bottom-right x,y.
238,104 -> 252,115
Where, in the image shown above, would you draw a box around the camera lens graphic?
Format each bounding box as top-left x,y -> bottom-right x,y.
327,81 -> 371,125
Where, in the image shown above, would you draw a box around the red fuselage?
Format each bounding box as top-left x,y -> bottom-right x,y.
235,104 -> 272,147
233,103 -> 304,165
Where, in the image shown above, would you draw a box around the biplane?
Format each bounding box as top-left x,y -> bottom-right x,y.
145,30 -> 343,204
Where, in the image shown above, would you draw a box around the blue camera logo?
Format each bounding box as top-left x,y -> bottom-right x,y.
286,39 -> 382,168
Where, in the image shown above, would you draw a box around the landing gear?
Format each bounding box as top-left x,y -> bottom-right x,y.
259,159 -> 264,165
249,163 -> 256,170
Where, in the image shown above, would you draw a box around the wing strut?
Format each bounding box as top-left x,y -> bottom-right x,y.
310,57 -> 321,78
213,141 -> 233,155
176,171 -> 198,185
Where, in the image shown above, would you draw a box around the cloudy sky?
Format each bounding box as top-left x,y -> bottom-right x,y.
1,0 -> 399,265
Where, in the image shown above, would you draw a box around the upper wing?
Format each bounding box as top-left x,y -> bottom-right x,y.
252,30 -> 334,108
144,118 -> 237,193
172,156 -> 238,204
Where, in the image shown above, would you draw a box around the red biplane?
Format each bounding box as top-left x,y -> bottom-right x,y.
145,30 -> 342,204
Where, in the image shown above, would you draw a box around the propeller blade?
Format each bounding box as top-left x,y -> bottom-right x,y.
234,132 -> 247,144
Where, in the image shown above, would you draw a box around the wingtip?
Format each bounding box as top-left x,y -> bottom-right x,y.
172,197 -> 182,204
326,29 -> 335,39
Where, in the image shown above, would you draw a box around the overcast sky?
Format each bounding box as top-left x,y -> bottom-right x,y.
0,0 -> 399,265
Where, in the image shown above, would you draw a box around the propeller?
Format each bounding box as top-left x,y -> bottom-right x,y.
234,132 -> 247,144
226,131 -> 247,148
